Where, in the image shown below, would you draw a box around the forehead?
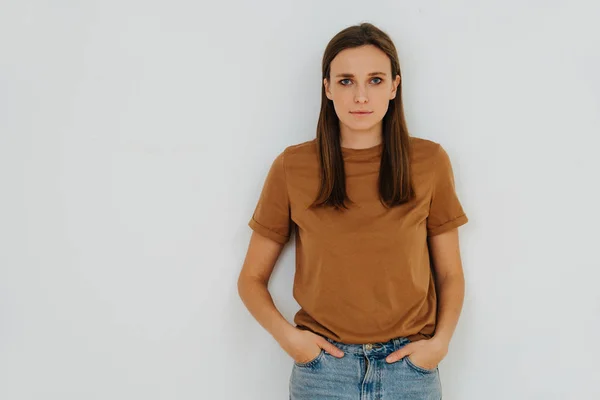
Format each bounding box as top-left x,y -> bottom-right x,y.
330,45 -> 391,74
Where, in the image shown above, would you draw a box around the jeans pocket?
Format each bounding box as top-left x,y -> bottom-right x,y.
294,349 -> 325,368
404,355 -> 437,374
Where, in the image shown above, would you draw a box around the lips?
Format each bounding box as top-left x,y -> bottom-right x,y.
351,111 -> 373,114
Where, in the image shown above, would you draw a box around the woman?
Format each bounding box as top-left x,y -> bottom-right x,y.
238,22 -> 468,399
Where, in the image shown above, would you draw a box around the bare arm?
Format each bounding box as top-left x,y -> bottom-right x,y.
429,227 -> 466,347
237,231 -> 296,343
385,227 -> 465,366
237,231 -> 345,361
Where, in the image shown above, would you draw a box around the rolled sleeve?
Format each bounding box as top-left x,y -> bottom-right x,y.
426,144 -> 469,237
248,150 -> 292,244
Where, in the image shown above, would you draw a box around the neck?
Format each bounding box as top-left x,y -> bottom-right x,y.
339,121 -> 383,149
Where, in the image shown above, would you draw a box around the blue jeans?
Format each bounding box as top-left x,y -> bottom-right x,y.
289,335 -> 442,399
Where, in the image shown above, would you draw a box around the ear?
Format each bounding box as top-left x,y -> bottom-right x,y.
390,74 -> 401,99
324,78 -> 333,100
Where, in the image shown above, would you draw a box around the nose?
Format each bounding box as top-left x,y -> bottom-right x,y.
354,84 -> 369,103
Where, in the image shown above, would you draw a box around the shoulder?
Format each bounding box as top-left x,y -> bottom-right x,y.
264,139 -> 316,165
283,137 -> 443,155
283,138 -> 318,155
408,135 -> 443,163
278,136 -> 450,165
277,138 -> 318,167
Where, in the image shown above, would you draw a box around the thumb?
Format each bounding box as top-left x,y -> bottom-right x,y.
386,345 -> 411,363
318,339 -> 345,358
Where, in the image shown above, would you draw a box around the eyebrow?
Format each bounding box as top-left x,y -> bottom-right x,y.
334,72 -> 387,78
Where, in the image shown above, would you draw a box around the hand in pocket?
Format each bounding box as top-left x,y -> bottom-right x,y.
280,328 -> 344,364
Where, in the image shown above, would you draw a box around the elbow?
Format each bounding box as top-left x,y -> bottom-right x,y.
237,273 -> 267,298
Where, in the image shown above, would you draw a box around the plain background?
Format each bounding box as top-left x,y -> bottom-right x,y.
1,1 -> 599,399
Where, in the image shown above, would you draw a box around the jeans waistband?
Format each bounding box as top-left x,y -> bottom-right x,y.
320,335 -> 411,358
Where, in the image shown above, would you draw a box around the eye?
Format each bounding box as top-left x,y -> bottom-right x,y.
339,77 -> 383,86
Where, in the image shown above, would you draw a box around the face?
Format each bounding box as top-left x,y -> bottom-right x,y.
324,45 -> 400,138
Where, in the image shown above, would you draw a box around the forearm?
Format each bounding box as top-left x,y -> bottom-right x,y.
237,277 -> 296,344
432,273 -> 465,346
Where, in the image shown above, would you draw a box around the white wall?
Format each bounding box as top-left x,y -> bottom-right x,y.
1,1 -> 599,399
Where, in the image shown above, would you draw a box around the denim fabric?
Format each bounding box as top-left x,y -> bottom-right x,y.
289,335 -> 442,399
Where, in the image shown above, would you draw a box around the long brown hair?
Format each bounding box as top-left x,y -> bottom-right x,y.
309,22 -> 415,211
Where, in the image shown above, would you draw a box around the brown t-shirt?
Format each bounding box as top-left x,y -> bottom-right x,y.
248,136 -> 468,344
